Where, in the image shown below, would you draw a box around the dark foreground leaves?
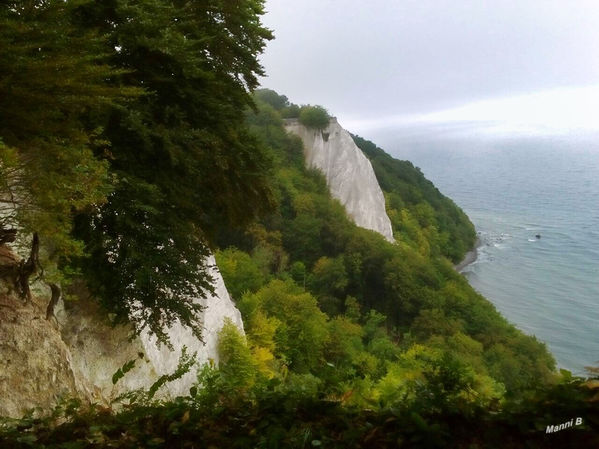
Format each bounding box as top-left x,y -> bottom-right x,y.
1,378 -> 598,449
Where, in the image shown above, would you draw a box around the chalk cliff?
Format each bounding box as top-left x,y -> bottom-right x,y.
285,118 -> 394,242
0,117 -> 396,418
0,253 -> 243,417
57,255 -> 243,401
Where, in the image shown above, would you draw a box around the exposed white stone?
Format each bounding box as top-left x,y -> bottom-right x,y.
1,242 -> 243,417
54,255 -> 243,405
136,255 -> 244,397
285,118 -> 394,242
0,291 -> 84,418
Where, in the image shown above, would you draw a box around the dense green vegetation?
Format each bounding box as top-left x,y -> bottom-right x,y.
298,105 -> 331,129
1,369 -> 598,448
0,0 -> 274,341
0,0 -> 138,286
2,3 -> 597,447
212,90 -> 556,404
353,135 -> 476,262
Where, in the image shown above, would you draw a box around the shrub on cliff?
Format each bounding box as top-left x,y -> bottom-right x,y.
299,105 -> 330,130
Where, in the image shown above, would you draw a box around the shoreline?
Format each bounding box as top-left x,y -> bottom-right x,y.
455,236 -> 481,272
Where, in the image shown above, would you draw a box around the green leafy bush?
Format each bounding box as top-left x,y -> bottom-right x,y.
299,105 -> 330,130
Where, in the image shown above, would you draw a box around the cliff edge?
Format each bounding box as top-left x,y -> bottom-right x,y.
285,118 -> 394,242
0,248 -> 243,417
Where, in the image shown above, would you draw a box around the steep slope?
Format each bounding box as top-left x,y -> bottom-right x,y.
58,255 -> 243,401
1,89 -> 556,419
284,118 -> 394,242
0,249 -> 243,417
353,135 -> 476,262
215,91 -> 556,401
0,292 -> 83,418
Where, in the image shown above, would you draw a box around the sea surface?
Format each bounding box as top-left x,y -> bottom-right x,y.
371,124 -> 599,375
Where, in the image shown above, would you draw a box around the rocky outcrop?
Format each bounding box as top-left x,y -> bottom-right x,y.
285,118 -> 394,242
56,256 -> 243,403
0,249 -> 243,417
0,293 -> 83,418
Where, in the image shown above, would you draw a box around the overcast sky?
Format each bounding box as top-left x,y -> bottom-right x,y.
259,0 -> 599,135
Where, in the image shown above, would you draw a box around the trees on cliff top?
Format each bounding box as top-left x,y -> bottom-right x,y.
299,105 -> 330,130
0,0 -> 274,343
0,0 -> 134,270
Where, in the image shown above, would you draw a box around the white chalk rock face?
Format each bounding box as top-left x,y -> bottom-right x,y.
137,255 -> 244,397
285,118 -> 394,242
0,292 -> 84,418
57,255 -> 243,403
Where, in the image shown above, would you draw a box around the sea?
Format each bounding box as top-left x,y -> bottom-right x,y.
371,123 -> 599,376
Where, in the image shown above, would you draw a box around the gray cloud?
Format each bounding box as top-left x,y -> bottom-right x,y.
259,0 -> 599,122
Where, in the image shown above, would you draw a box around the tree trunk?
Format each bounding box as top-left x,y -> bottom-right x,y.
46,282 -> 61,320
16,232 -> 39,302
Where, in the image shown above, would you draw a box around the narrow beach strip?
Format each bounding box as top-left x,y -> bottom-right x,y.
455,237 -> 481,272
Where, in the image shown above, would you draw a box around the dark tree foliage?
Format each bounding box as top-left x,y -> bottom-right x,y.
2,366 -> 596,448
254,89 -> 291,110
0,0 -> 137,274
254,88 -> 300,118
69,0 -> 276,342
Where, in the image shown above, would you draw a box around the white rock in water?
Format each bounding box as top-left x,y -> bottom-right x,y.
285,118 -> 394,242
